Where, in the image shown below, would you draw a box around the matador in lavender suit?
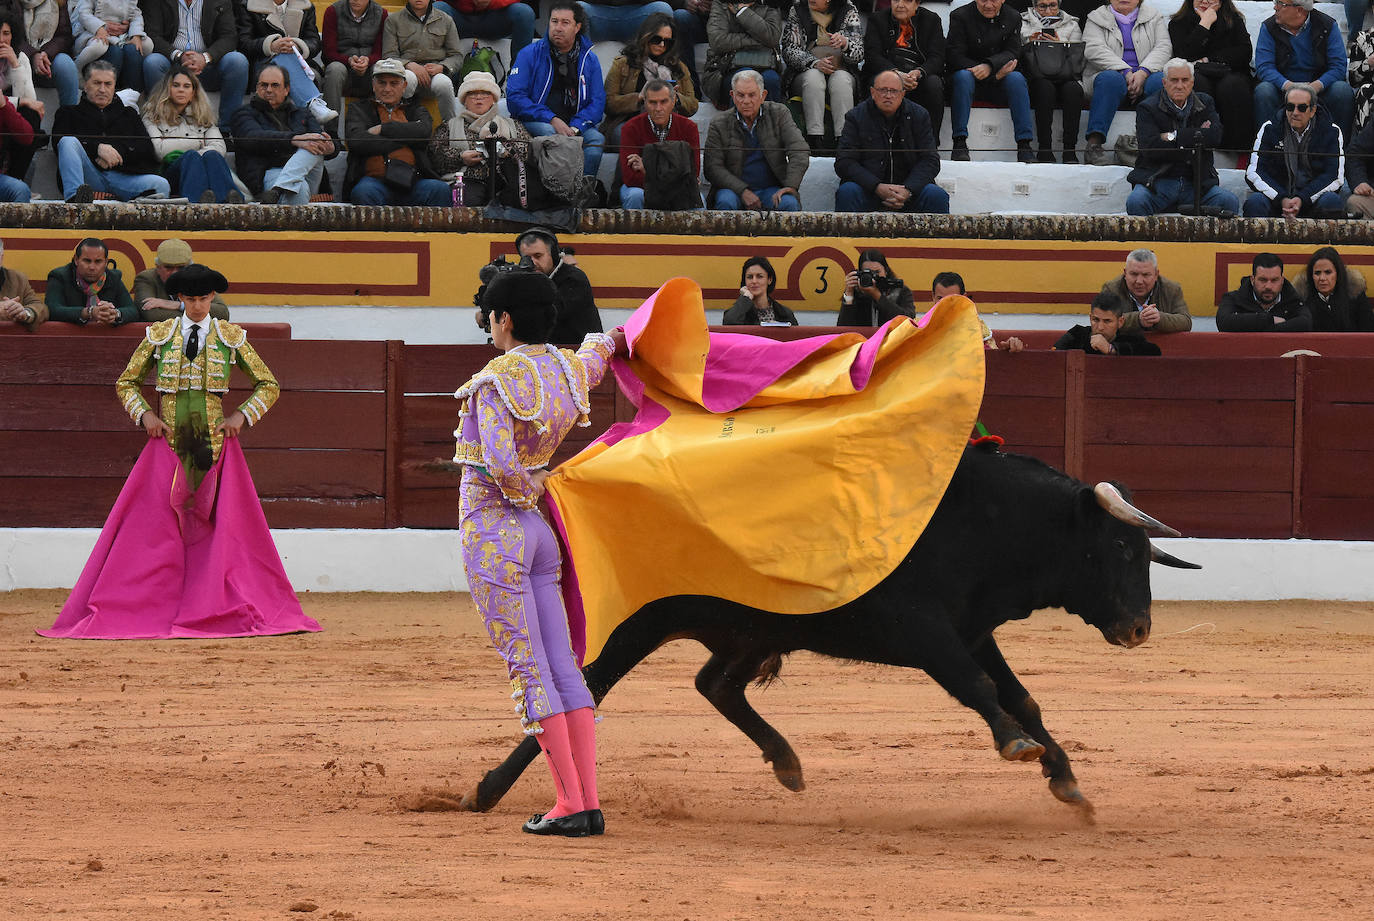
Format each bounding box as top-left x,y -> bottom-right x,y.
454,269 -> 619,839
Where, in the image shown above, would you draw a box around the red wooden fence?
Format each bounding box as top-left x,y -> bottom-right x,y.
3,334 -> 1372,539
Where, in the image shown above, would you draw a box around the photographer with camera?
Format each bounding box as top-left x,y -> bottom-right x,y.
837,249 -> 915,327
475,228 -> 603,345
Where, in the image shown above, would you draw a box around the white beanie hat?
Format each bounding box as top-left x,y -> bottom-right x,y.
458,71 -> 502,104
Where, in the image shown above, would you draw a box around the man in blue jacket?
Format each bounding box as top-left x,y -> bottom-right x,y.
834,69 -> 948,214
1244,83 -> 1344,219
506,1 -> 606,176
1253,0 -> 1352,135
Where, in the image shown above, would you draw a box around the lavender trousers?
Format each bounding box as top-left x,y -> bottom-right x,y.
460,473 -> 593,734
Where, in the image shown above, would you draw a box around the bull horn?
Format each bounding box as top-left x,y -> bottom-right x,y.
1094,482 -> 1181,538
1151,542 -> 1203,569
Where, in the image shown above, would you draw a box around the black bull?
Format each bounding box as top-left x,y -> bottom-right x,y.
456,444 -> 1201,815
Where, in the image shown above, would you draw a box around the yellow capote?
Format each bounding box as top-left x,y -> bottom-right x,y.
546,279 -> 987,666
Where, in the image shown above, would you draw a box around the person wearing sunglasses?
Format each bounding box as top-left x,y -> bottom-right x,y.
1244,83 -> 1345,219
601,12 -> 696,145
1253,0 -> 1351,137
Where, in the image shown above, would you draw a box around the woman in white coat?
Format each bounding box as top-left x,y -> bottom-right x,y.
1081,0 -> 1171,164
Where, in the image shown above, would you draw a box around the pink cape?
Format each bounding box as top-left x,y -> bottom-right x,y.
40,439 -> 320,640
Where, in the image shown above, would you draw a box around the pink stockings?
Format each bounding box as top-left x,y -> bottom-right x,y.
535,707 -> 599,818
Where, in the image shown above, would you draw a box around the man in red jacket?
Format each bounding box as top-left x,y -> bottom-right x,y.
617,78 -> 700,209
0,91 -> 33,202
433,0 -> 535,58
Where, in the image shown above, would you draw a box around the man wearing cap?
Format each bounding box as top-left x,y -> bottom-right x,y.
116,265 -> 279,487
0,240 -> 47,331
133,239 -> 231,322
344,58 -> 451,206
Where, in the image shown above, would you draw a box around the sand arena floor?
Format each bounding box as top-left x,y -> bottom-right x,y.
1,591 -> 1372,920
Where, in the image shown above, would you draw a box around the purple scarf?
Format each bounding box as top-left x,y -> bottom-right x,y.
1113,7 -> 1140,70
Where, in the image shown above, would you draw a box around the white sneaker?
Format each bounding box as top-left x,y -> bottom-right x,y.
308,96 -> 338,124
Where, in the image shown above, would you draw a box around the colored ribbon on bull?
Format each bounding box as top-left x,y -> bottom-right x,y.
544,278 -> 987,668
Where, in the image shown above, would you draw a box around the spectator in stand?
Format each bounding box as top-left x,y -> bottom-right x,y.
673,0 -> 709,105
383,0 -> 461,123
514,227 -> 603,343
1081,0 -> 1170,166
1292,247 -> 1374,331
601,13 -> 697,147
1125,58 -> 1239,217
1054,292 -> 1162,354
344,58 -> 451,206
0,13 -> 44,189
948,0 -> 1035,163
1020,0 -> 1085,164
3,0 -> 80,108
863,0 -> 945,143
1345,111 -> 1374,217
1253,0 -> 1350,136
1167,0 -> 1252,164
44,237 -> 137,326
142,0 -> 250,125
53,60 -> 171,202
576,0 -> 674,44
0,87 -> 32,201
701,0 -> 783,107
239,0 -> 338,125
142,66 -> 243,203
0,239 -> 45,329
1096,249 -> 1193,333
724,255 -> 798,325
1245,83 -> 1344,219
931,271 -> 1017,349
834,69 -> 947,214
134,238 -> 229,321
507,1 -> 606,177
781,0 -> 864,153
836,249 -> 915,326
70,0 -> 147,91
431,0 -> 535,60
704,69 -> 808,211
430,71 -> 531,206
618,78 -> 701,209
321,0 -> 392,119
1217,251 -> 1312,331
230,62 -> 336,203
1347,26 -> 1374,139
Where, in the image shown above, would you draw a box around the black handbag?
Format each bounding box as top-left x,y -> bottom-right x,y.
1020,40 -> 1086,81
382,157 -> 418,192
496,155 -> 561,211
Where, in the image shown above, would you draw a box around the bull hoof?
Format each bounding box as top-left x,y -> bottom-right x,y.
1049,778 -> 1096,820
999,738 -> 1047,762
456,786 -> 492,812
773,765 -> 806,792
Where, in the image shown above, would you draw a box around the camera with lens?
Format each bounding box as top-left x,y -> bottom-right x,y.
857,268 -> 877,288
474,254 -> 539,332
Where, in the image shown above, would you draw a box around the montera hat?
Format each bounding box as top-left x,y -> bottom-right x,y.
483,269 -> 557,313
166,264 -> 230,298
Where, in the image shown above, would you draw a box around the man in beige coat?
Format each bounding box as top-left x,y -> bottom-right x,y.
0,239 -> 47,331
704,69 -> 808,211
382,0 -> 462,120
1095,248 -> 1192,334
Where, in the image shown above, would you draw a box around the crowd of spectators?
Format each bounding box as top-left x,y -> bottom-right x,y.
9,0 -> 1374,215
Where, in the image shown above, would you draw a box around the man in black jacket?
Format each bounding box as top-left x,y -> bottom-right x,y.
1126,59 -> 1239,217
835,69 -> 948,213
141,0 -> 250,124
515,228 -> 603,344
229,63 -> 336,203
1054,294 -> 1162,355
343,59 -> 449,205
1345,116 -> 1374,218
862,0 -> 946,140
53,61 -> 171,203
947,0 -> 1033,162
1216,252 -> 1313,331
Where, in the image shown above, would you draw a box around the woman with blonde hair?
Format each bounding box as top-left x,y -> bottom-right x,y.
141,65 -> 242,203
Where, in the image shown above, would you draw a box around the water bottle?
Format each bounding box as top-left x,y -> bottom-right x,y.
452,172 -> 464,207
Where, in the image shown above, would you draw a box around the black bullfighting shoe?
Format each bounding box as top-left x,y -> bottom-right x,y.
521,809 -> 604,837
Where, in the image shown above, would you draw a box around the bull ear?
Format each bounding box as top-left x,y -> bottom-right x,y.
1094,482 -> 1182,537
1150,543 -> 1202,569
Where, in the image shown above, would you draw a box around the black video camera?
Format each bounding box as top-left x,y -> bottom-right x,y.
474,254 -> 539,332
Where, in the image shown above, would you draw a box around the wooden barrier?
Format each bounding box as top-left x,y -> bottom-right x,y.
2,333 -> 1372,539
